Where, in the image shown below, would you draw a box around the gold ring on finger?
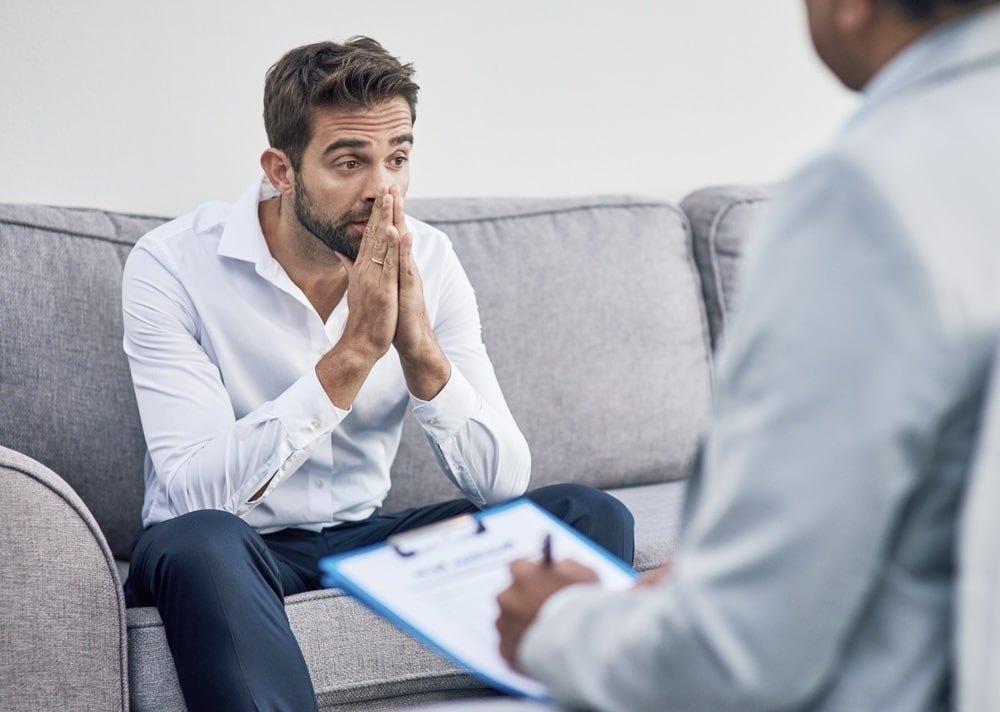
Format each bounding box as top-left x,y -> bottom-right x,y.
371,257 -> 385,265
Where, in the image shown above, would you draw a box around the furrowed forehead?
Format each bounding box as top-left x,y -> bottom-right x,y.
309,99 -> 413,152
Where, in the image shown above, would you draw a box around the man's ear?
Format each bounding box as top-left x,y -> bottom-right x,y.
260,148 -> 294,195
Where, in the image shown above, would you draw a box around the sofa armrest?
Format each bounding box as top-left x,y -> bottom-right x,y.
0,445 -> 128,712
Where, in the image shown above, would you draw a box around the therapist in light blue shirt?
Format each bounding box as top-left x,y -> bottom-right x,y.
489,1 -> 1000,711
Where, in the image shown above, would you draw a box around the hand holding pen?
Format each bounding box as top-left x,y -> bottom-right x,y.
495,533 -> 600,669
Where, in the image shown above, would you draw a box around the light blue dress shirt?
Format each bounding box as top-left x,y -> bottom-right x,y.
520,7 -> 1000,711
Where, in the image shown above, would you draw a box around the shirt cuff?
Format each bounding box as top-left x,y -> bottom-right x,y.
519,584 -> 604,675
271,368 -> 350,448
410,365 -> 481,438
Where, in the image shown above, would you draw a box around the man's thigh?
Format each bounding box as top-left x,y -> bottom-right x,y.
265,484 -> 633,592
263,498 -> 481,593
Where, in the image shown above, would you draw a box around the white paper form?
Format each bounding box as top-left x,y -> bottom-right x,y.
319,499 -> 638,699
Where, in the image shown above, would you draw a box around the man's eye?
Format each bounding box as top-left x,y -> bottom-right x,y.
392,156 -> 408,167
339,160 -> 360,170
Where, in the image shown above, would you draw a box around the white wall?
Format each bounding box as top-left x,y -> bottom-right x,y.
0,0 -> 856,216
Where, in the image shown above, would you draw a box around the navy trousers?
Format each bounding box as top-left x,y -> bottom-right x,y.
124,484 -> 634,712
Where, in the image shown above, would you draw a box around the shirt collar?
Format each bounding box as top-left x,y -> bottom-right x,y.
846,5 -> 1000,131
216,174 -> 280,265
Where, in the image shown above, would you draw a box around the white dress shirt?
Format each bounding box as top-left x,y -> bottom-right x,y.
122,176 -> 530,532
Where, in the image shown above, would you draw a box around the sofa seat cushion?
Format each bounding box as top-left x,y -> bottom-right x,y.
125,479 -> 685,709
128,590 -> 497,711
607,479 -> 687,572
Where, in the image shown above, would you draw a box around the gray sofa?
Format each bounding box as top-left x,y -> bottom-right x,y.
0,185 -> 768,711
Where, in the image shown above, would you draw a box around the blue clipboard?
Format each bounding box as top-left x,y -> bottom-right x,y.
319,498 -> 637,699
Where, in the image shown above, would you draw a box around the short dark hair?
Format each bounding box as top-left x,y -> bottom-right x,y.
263,37 -> 419,170
884,0 -> 999,19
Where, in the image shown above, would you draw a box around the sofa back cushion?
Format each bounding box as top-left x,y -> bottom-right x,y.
384,196 -> 713,512
0,195 -> 715,556
682,185 -> 769,351
0,205 -> 165,560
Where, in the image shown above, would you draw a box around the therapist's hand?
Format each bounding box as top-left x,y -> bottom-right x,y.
634,562 -> 672,588
496,558 -> 599,670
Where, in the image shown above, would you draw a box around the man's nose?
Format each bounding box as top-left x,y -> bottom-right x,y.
363,165 -> 394,203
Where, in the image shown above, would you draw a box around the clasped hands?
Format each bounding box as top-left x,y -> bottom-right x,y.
333,184 -> 450,402
334,185 -> 424,360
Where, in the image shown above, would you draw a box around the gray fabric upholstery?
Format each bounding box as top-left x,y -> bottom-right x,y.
127,591 -> 496,712
1,191 -> 748,710
0,446 -> 128,712
608,479 -> 686,572
957,347 -> 1000,712
387,197 -> 712,512
413,701 -> 555,711
681,185 -> 770,350
0,204 -> 163,561
126,607 -> 185,712
289,591 -> 493,710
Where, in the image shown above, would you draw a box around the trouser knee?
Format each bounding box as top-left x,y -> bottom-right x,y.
126,510 -> 317,711
523,483 -> 635,565
126,509 -> 280,606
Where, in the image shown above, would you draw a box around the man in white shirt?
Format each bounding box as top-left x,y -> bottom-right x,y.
121,37 -> 633,712
489,1 -> 1000,711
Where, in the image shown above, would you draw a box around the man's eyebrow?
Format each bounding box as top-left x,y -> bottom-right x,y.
322,139 -> 368,155
322,134 -> 414,156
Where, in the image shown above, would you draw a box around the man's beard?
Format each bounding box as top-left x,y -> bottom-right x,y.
293,173 -> 368,262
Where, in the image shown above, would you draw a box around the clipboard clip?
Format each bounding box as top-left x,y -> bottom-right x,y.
388,514 -> 487,557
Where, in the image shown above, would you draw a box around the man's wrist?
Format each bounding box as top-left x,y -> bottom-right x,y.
315,342 -> 380,409
399,339 -> 451,401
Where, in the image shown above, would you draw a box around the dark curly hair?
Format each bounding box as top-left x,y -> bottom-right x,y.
263,37 -> 419,171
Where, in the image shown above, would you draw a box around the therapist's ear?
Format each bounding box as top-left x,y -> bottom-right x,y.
260,148 -> 294,196
834,0 -> 878,35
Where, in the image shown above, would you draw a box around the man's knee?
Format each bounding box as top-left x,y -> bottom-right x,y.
142,509 -> 257,558
528,483 -> 633,521
128,509 -> 275,603
524,484 -> 635,564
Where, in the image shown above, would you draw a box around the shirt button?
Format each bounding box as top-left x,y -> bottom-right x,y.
310,419 -> 321,429
428,417 -> 439,426
314,479 -> 324,489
